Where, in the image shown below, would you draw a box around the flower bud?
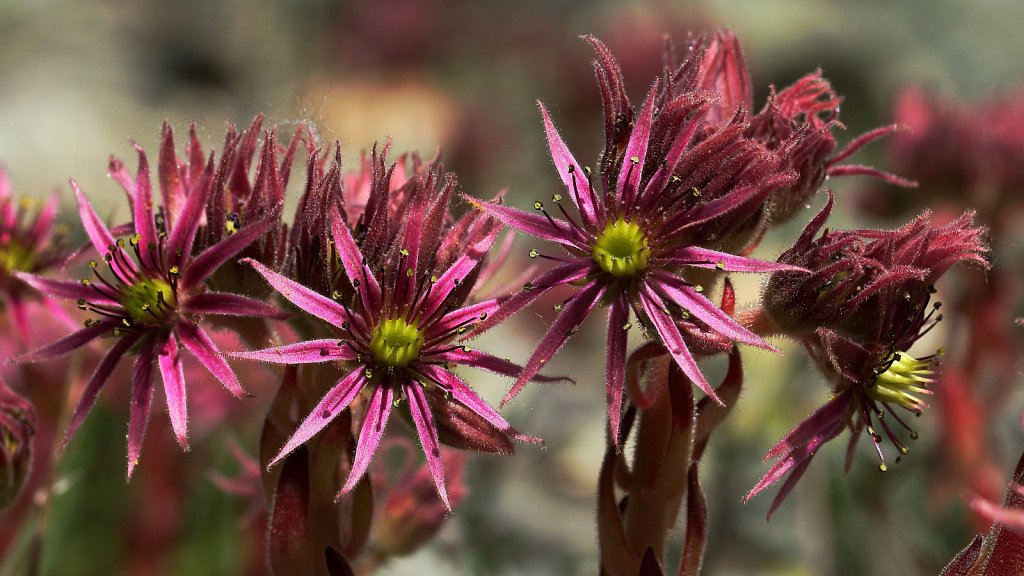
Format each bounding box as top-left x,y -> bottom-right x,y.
0,378 -> 34,510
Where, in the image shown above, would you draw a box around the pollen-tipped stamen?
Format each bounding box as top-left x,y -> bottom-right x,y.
867,351 -> 936,413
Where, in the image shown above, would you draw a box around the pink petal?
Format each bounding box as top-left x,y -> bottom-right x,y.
428,299 -> 499,340
130,144 -> 159,272
658,246 -> 809,274
637,284 -> 719,404
242,258 -> 353,332
329,208 -> 382,319
605,293 -> 629,447
61,333 -> 140,451
165,151 -> 212,267
228,339 -> 356,365
636,117 -> 700,213
616,81 -> 657,209
468,197 -> 587,249
183,291 -> 288,319
14,324 -> 108,364
405,381 -> 450,510
415,225 -> 501,322
127,337 -> 157,479
269,368 -> 368,468
650,271 -> 778,352
429,347 -> 571,384
416,364 -> 539,445
338,384 -> 394,498
175,320 -> 248,398
463,261 -> 591,340
539,102 -> 599,229
158,334 -> 189,450
72,180 -> 136,278
502,279 -> 606,406
181,215 -> 274,292
14,272 -> 118,305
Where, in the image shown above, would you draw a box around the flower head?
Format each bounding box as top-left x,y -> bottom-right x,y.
466,35 -> 804,442
234,159 -> 544,510
0,168 -> 74,343
0,375 -> 34,510
744,64 -> 915,223
746,200 -> 988,518
15,132 -> 282,477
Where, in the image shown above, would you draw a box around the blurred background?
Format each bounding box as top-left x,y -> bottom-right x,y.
2,0 -> 1024,574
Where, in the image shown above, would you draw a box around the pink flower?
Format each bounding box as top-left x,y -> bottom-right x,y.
14,132 -> 282,478
0,375 -> 34,510
466,35 -> 804,442
233,160 -> 546,510
747,197 -> 988,518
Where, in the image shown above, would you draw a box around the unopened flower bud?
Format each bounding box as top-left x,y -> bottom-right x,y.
0,378 -> 34,510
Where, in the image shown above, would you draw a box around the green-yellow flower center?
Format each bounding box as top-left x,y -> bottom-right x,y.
0,241 -> 34,277
866,351 -> 935,413
592,218 -> 650,278
369,317 -> 425,368
121,278 -> 176,326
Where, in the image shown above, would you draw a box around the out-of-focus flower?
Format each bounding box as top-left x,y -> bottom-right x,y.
866,87 -> 1024,223
0,168 -> 74,344
233,160 -> 546,510
14,134 -> 283,478
746,197 -> 988,518
0,375 -> 34,510
372,439 -> 467,557
745,65 -> 915,224
466,35 -> 803,442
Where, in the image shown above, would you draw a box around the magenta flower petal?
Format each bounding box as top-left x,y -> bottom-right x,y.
660,246 -> 809,274
71,179 -> 117,259
165,153 -> 212,263
616,81 -> 657,207
14,324 -> 108,363
416,364 -> 525,442
14,272 -> 118,305
329,207 -> 383,315
539,102 -> 599,228
429,347 -> 570,384
61,333 -> 140,451
181,215 -> 274,292
127,337 -> 156,479
503,280 -> 606,406
183,292 -> 288,318
429,300 -> 499,340
470,198 -> 586,248
175,320 -> 248,398
338,384 -> 394,498
270,368 -> 367,468
606,293 -> 629,444
130,145 -> 159,270
405,381 -> 450,511
638,284 -> 718,404
651,271 -> 778,352
158,335 -> 189,450
465,261 -> 591,339
244,258 -> 353,331
228,339 -> 357,365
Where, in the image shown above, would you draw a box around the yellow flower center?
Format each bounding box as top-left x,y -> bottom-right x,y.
592,218 -> 650,278
866,351 -> 935,413
369,317 -> 425,368
0,241 -> 34,276
121,278 -> 176,326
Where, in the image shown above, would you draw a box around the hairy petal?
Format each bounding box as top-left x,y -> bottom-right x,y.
405,381 -> 450,511
183,292 -> 288,319
61,333 -> 140,451
176,320 -> 248,398
244,258 -> 352,331
158,334 -> 189,450
229,339 -> 357,365
270,368 -> 367,468
127,337 -> 157,479
338,384 -> 394,499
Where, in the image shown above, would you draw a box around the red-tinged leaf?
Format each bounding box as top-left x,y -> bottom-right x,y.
261,365 -> 299,502
640,547 -> 665,576
679,463 -> 708,576
693,349 -> 744,461
324,546 -> 354,576
268,445 -> 314,576
598,410 -> 638,576
941,535 -> 983,576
